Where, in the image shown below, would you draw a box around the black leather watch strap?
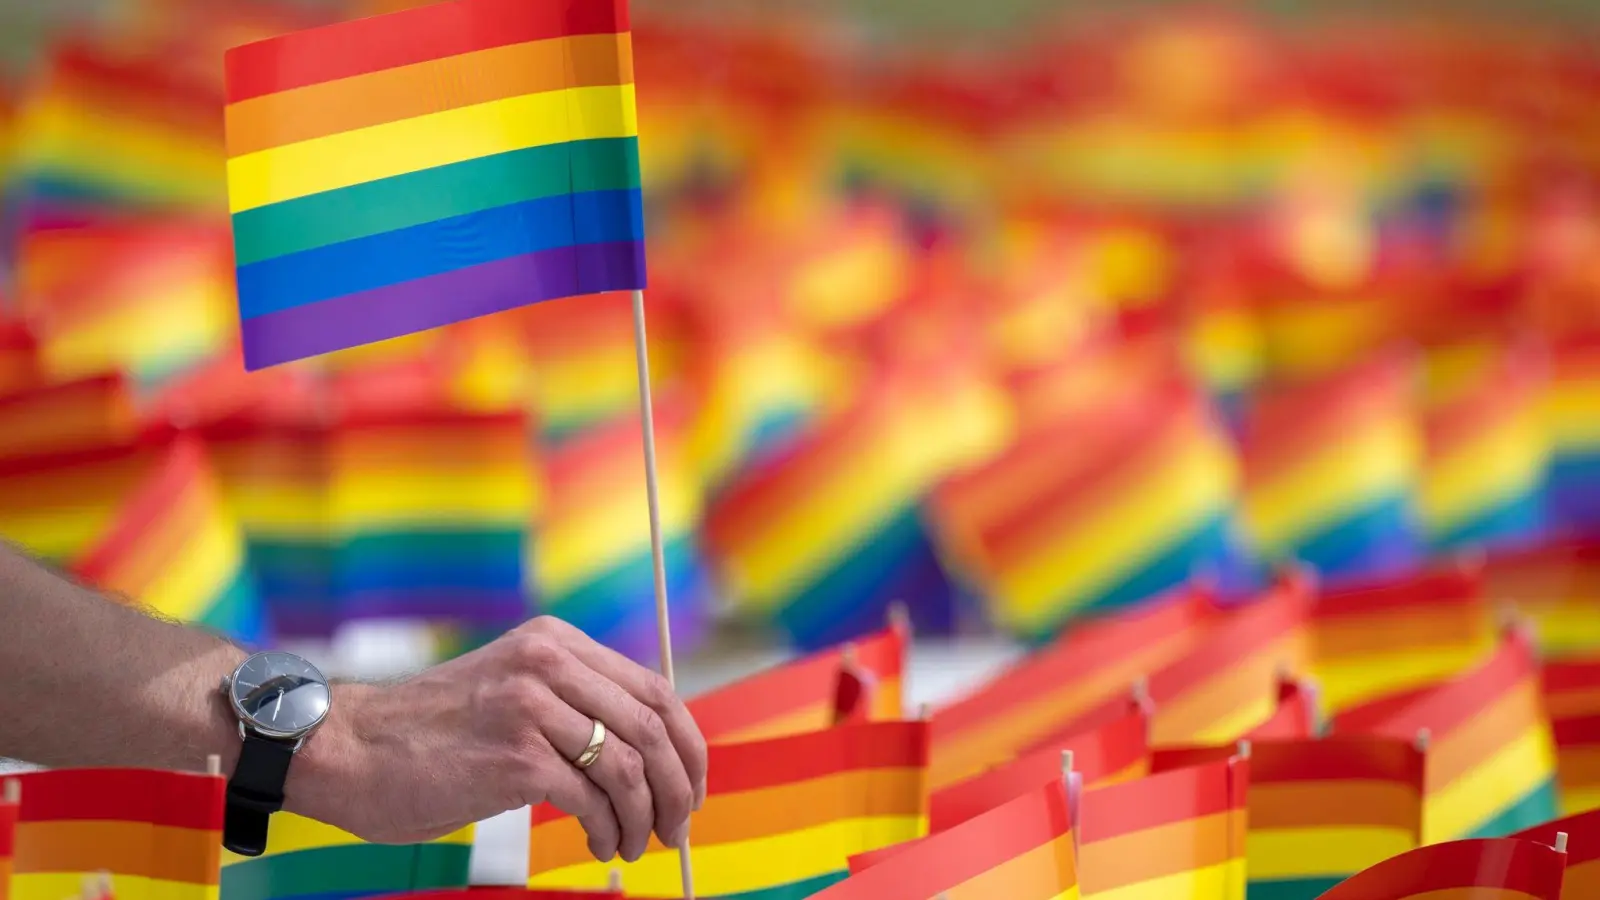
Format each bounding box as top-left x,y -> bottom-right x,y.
223,733 -> 297,857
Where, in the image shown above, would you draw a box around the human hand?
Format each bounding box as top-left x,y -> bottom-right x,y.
287,616 -> 707,863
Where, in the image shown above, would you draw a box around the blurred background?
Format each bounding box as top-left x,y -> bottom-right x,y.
2,0 -> 1600,873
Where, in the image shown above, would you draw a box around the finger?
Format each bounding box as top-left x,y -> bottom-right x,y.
542,618 -> 710,809
545,647 -> 694,848
527,735 -> 622,863
541,695 -> 655,863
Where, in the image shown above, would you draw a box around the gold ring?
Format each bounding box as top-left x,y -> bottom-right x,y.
574,719 -> 606,769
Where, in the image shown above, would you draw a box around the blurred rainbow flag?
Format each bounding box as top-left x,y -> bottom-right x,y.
0,319 -> 36,394
221,815 -> 472,900
1545,334 -> 1600,531
1488,539 -> 1600,660
71,433 -> 268,645
1242,354 -> 1424,582
0,373 -> 136,463
1541,657 -> 1600,816
1514,809 -> 1600,900
0,432 -> 163,561
534,397 -> 711,665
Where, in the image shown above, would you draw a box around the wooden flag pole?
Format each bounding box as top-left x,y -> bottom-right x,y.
628,289 -> 694,899
2,777 -> 18,805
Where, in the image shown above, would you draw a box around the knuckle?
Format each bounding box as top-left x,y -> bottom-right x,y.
515,633 -> 566,676
616,747 -> 647,791
638,672 -> 675,710
632,703 -> 668,749
506,681 -> 553,718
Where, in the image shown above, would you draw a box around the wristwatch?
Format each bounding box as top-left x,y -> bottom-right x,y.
219,651 -> 332,856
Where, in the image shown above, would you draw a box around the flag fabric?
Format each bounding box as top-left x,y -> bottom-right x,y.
1514,810 -> 1600,900
1315,837 -> 1567,900
1486,539 -> 1600,660
220,814 -> 473,900
813,779 -> 1080,900
928,582 -> 1215,790
1241,354 -> 1423,582
0,374 -> 136,465
686,621 -> 906,745
1077,755 -> 1250,899
930,706 -> 1146,833
371,892 -> 620,900
70,432 -> 268,645
527,721 -> 929,898
1244,673 -> 1324,740
1541,657 -> 1600,815
8,767 -> 224,900
0,433 -> 164,562
1544,334 -> 1600,532
0,318 -> 39,394
222,0 -> 647,369
0,779 -> 16,900
1309,563 -> 1496,715
1343,629 -> 1559,842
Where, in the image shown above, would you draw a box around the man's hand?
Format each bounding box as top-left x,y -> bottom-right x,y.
290,617 -> 708,864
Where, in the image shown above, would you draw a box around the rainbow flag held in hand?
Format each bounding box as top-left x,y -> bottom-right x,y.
932,706 -> 1147,833
1541,657 -> 1600,816
8,767 -> 224,900
71,433 -> 268,645
527,721 -> 929,898
1310,563 -> 1496,715
221,815 -> 472,900
1078,754 -> 1250,899
1241,354 -> 1424,582
1515,810 -> 1600,900
687,620 -> 906,745
222,0 -> 647,369
1343,630 -> 1559,842
929,582 -> 1216,791
813,779 -> 1080,900
1316,837 -> 1567,900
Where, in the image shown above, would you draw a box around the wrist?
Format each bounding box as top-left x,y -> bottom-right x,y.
281,682 -> 376,828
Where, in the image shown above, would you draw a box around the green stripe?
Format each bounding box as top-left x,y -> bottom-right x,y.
708,872 -> 848,899
231,137 -> 641,265
338,529 -> 526,561
221,842 -> 471,900
1464,777 -> 1559,838
1248,876 -> 1346,900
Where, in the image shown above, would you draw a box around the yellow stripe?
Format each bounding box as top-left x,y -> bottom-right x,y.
1313,639 -> 1495,714
1421,408 -> 1546,534
1083,860 -> 1236,900
0,508 -> 119,560
537,476 -> 699,596
1425,727 -> 1557,843
1560,785 -> 1600,817
1525,603 -> 1600,660
11,872 -> 216,900
328,474 -> 532,531
1546,381 -> 1600,449
1187,310 -> 1264,392
226,84 -> 638,213
993,434 -> 1236,629
221,485 -> 328,539
141,515 -> 247,622
14,98 -> 223,200
528,814 -> 924,897
219,814 -> 471,865
1245,827 -> 1415,880
1245,416 -> 1419,556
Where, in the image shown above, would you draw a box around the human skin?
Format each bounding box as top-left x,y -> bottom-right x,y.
0,542 -> 705,863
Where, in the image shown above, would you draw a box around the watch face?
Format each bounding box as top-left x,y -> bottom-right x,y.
229,652 -> 331,739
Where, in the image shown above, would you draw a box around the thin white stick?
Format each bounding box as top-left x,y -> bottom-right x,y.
628,289 -> 694,900
2,778 -> 18,805
1555,831 -> 1569,854
1060,750 -> 1074,778
1236,740 -> 1252,761
205,755 -> 222,777
1415,729 -> 1431,753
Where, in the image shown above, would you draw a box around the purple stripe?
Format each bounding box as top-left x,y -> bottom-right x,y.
240,241 -> 647,370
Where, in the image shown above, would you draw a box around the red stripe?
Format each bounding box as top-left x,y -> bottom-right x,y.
1351,632 -> 1536,741
223,0 -> 630,103
375,891 -> 619,900
0,425 -> 173,481
1552,714 -> 1600,745
0,798 -> 16,856
1512,808 -> 1600,866
1313,562 -> 1481,622
1247,736 -> 1425,786
1317,838 -> 1565,899
1543,659 -> 1600,695
15,769 -> 223,830
1079,759 -> 1236,841
1247,678 -> 1317,739
1148,580 -> 1308,702
72,438 -> 209,585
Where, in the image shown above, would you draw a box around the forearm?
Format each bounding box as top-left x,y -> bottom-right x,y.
0,543 -> 361,822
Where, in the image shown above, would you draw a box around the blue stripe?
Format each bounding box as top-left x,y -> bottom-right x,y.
1283,494 -> 1422,584
1428,490 -> 1547,552
237,188 -> 645,318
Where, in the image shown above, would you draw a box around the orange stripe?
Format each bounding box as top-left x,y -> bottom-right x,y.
1250,780 -> 1422,832
524,767 -> 925,871
1314,609 -> 1489,659
1555,746 -> 1600,785
1547,686 -> 1600,719
945,833 -> 1077,899
225,32 -> 635,156
1428,682 -> 1544,789
1079,811 -> 1241,893
1562,859 -> 1600,900
14,821 -> 220,884
1152,637 -> 1299,745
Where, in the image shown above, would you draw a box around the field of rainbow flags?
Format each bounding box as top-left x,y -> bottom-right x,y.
5,0 -> 1600,897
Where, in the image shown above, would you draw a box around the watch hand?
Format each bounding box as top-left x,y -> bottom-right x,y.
272,690 -> 284,721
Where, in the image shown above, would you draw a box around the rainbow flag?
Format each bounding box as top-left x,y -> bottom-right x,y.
1418,342 -> 1548,550
815,780 -> 1080,900
1541,657 -> 1600,815
220,815 -> 472,900
931,706 -> 1147,833
0,320 -> 37,395
534,398 -> 712,665
1078,755 -> 1249,899
527,721 -> 929,898
0,374 -> 136,464
327,373 -> 534,627
1544,334 -> 1600,531
1487,539 -> 1600,660
1316,837 -> 1567,900
687,620 -> 906,745
9,767 -> 223,900
1241,354 -> 1423,582
1246,673 -> 1324,740
222,0 -> 647,369
0,434 -> 165,562
71,433 -> 268,645
933,378 -> 1245,642
1345,630 -> 1559,842
369,892 -> 618,900
1310,563 -> 1496,715
0,779 -> 16,900
1515,810 -> 1600,899
929,582 -> 1215,790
